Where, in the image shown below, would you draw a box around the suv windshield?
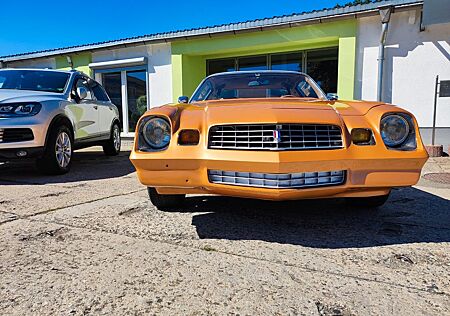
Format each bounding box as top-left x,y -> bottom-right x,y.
190,72 -> 325,102
0,70 -> 70,93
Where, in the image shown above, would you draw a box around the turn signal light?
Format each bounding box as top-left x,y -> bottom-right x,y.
351,128 -> 373,145
178,129 -> 200,145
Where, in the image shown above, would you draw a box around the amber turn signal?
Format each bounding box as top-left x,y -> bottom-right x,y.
178,129 -> 200,145
351,128 -> 372,145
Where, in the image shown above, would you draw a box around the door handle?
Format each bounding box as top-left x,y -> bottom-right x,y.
93,105 -> 98,110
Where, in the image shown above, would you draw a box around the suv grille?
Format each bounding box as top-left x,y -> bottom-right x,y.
208,124 -> 343,151
0,128 -> 34,143
208,170 -> 346,189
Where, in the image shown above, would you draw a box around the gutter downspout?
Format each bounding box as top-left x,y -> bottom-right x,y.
377,6 -> 394,102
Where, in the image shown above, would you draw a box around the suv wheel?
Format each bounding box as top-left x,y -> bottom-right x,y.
147,187 -> 185,211
103,123 -> 121,156
36,125 -> 73,175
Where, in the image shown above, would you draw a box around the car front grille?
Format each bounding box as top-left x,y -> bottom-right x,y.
208,124 -> 343,151
208,170 -> 346,189
0,128 -> 34,143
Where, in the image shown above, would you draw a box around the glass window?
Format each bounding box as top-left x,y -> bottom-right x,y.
238,55 -> 268,71
127,70 -> 147,133
208,58 -> 236,75
271,52 -> 302,72
74,78 -> 93,100
91,81 -> 110,101
0,70 -> 69,93
191,72 -> 324,102
306,48 -> 338,94
102,72 -> 123,130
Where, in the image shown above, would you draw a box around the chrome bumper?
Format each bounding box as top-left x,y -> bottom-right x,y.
208,169 -> 346,189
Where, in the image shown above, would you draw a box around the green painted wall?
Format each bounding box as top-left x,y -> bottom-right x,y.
337,36 -> 356,101
55,53 -> 92,76
171,19 -> 357,101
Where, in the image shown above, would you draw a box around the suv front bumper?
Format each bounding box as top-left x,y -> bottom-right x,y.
0,146 -> 44,160
0,116 -> 49,159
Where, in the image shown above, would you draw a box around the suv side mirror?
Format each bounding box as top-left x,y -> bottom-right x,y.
178,96 -> 189,104
326,93 -> 338,101
77,86 -> 88,100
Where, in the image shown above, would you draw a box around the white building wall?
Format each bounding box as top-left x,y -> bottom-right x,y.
356,9 -> 450,129
7,57 -> 56,69
91,43 -> 172,108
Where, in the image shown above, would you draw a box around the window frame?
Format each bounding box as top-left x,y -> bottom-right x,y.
206,46 -> 338,76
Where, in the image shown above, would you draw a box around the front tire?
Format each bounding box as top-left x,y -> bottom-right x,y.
345,193 -> 390,209
103,123 -> 121,156
147,187 -> 185,211
36,125 -> 73,175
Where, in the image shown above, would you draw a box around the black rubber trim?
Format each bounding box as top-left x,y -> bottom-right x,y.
0,147 -> 44,160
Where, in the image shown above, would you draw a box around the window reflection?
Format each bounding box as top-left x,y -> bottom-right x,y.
238,55 -> 268,71
102,72 -> 123,131
306,48 -> 338,93
127,70 -> 147,133
206,48 -> 338,95
271,52 -> 302,72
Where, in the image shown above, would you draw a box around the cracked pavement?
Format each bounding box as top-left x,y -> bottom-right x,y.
0,148 -> 449,315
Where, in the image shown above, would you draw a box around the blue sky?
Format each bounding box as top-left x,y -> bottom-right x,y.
0,0 -> 351,57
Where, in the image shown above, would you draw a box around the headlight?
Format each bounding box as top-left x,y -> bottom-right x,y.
140,117 -> 171,150
0,103 -> 42,117
380,114 -> 411,147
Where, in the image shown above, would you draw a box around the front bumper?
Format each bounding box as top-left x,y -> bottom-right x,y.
0,146 -> 44,160
130,145 -> 429,201
0,116 -> 48,152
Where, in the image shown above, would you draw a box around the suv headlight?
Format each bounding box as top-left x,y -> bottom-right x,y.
138,117 -> 171,151
0,102 -> 42,117
380,113 -> 416,150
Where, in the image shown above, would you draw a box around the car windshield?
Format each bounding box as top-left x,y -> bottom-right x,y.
190,72 -> 325,102
0,70 -> 70,93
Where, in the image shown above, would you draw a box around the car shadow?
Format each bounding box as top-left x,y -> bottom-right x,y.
188,187 -> 450,248
0,150 -> 135,185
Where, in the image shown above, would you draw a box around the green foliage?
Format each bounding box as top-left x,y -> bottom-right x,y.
136,95 -> 147,116
334,0 -> 377,9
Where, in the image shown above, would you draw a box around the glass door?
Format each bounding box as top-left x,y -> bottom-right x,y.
126,70 -> 147,133
102,72 -> 123,131
99,67 -> 149,135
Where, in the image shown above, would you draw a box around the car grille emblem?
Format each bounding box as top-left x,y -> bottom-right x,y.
273,126 -> 282,143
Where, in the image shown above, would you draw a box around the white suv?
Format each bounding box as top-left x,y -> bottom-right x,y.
0,68 -> 121,174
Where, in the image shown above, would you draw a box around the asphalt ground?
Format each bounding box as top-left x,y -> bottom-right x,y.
0,146 -> 449,315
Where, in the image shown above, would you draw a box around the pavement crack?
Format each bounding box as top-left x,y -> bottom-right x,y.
0,189 -> 145,227
26,217 -> 450,299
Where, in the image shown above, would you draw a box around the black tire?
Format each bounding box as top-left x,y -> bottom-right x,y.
103,123 -> 121,156
346,193 -> 390,209
36,125 -> 73,175
147,187 -> 185,211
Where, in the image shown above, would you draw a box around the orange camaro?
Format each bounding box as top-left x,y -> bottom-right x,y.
130,71 -> 428,210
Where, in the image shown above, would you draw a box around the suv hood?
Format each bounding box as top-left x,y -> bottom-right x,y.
0,89 -> 66,103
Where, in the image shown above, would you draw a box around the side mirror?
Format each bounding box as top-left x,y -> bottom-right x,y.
77,86 -> 88,100
326,93 -> 338,101
178,96 -> 189,104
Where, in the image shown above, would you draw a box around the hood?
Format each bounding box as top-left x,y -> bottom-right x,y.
199,99 -> 339,126
194,98 -> 385,116
145,98 -> 387,133
0,89 -> 66,103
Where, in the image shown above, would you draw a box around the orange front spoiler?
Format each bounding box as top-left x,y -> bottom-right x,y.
130,145 -> 428,201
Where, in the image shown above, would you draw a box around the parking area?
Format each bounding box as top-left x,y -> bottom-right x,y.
0,146 -> 449,315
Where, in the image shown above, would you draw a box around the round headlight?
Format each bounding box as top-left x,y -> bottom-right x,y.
142,117 -> 171,149
380,114 -> 410,147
